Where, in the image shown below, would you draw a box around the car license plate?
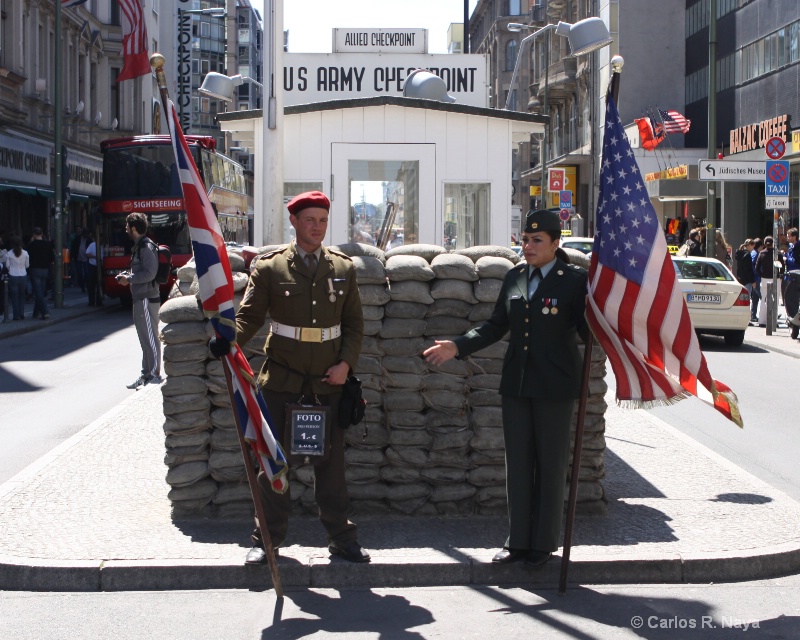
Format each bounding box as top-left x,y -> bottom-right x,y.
687,293 -> 721,304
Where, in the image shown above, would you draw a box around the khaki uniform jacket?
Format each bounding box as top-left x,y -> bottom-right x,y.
454,258 -> 588,400
235,242 -> 363,396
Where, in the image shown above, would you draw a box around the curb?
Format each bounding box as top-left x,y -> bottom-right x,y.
3,545 -> 800,592
0,302 -> 110,341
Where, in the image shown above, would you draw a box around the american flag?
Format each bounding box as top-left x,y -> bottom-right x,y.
659,108 -> 691,134
587,94 -> 742,427
61,0 -> 88,7
164,99 -> 289,492
117,0 -> 151,82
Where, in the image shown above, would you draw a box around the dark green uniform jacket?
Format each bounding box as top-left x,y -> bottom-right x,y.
454,257 -> 588,399
235,242 -> 364,396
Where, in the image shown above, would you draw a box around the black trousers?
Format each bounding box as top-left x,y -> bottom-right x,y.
501,396 -> 576,552
253,389 -> 357,548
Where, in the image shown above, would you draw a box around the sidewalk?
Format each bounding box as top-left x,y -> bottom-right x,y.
0,282 -> 110,340
1,304 -> 800,591
2,344 -> 800,592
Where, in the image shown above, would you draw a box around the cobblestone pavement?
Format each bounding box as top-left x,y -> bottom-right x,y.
1,298 -> 799,589
2,375 -> 800,590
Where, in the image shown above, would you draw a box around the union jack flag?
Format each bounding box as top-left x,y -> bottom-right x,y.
117,0 -> 151,82
587,93 -> 742,427
164,99 -> 289,492
658,108 -> 691,134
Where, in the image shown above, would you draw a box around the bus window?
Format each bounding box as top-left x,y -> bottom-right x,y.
102,145 -> 183,200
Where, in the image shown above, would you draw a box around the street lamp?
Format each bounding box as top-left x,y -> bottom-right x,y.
177,7 -> 226,131
199,72 -> 263,102
505,17 -> 613,207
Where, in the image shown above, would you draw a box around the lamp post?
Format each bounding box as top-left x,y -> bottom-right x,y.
506,17 -> 613,209
177,7 -> 226,132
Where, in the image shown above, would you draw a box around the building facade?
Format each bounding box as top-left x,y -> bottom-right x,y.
0,0 -> 158,242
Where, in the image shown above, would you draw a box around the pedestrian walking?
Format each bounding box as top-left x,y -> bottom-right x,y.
85,233 -> 99,306
214,190 -> 370,565
4,237 -> 29,321
115,212 -> 162,389
756,236 -> 783,327
26,227 -> 53,320
423,209 -> 589,570
750,238 -> 763,323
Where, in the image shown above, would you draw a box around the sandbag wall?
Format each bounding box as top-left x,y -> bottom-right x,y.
159,243 -> 608,518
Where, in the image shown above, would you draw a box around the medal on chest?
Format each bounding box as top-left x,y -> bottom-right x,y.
327,278 -> 337,303
542,297 -> 558,315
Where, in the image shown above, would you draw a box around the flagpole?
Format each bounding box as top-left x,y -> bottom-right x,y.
149,53 -> 284,598
558,62 -> 622,597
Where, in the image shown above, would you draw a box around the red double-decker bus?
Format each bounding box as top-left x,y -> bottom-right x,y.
99,135 -> 251,304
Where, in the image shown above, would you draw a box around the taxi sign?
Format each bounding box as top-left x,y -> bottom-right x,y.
559,190 -> 572,208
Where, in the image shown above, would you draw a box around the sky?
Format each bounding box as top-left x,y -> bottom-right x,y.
250,0 -> 479,54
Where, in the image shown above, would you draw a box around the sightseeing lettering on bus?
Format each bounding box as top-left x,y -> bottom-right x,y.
100,135 -> 251,303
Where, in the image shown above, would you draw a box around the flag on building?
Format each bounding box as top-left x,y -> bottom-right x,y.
117,0 -> 151,82
61,0 -> 89,7
587,93 -> 742,428
658,108 -> 691,134
634,116 -> 665,151
164,98 -> 289,492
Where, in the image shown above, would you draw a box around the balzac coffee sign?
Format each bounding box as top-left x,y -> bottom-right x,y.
729,114 -> 789,154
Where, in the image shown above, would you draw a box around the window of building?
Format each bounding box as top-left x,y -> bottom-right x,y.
505,39 -> 518,71
443,183 -> 491,249
348,160 -> 419,248
508,0 -> 521,16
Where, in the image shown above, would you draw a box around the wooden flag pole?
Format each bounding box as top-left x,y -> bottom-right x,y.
557,334 -> 593,595
559,59 -> 623,595
149,53 -> 283,597
222,361 -> 284,598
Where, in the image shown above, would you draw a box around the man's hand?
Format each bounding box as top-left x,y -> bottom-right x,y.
322,360 -> 350,386
115,272 -> 131,287
423,340 -> 458,366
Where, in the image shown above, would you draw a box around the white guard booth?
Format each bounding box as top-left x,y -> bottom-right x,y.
217,96 -> 545,249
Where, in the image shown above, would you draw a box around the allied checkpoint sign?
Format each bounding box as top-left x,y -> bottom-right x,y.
283,53 -> 490,108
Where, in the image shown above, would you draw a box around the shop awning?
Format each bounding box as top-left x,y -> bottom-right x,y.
0,183 -> 54,198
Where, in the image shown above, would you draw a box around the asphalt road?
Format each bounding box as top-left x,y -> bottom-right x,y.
0,307 -> 142,485
2,576 -> 799,639
638,335 -> 800,504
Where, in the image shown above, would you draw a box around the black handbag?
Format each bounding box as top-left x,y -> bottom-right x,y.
338,375 -> 366,428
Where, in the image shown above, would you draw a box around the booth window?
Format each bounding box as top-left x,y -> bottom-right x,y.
443,183 -> 491,250
347,160 -> 419,250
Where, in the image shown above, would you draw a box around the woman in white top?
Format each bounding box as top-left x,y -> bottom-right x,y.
5,237 -> 30,320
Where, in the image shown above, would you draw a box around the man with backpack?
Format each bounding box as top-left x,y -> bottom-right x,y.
116,212 -> 163,389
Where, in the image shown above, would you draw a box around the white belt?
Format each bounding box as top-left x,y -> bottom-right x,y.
270,321 -> 342,343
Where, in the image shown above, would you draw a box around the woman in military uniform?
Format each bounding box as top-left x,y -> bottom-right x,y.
424,209 -> 588,568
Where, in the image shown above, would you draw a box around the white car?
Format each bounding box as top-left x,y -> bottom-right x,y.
561,236 -> 595,255
672,257 -> 751,347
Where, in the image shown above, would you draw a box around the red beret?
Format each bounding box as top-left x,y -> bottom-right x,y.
287,191 -> 330,215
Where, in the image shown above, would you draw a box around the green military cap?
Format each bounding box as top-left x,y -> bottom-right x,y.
524,209 -> 562,234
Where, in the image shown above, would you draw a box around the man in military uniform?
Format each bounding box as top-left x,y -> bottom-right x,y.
233,191 -> 369,564
424,209 -> 588,569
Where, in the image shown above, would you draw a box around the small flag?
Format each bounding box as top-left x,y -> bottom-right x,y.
587,93 -> 742,427
634,117 -> 665,151
117,0 -> 151,82
164,98 -> 289,492
658,108 -> 691,134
